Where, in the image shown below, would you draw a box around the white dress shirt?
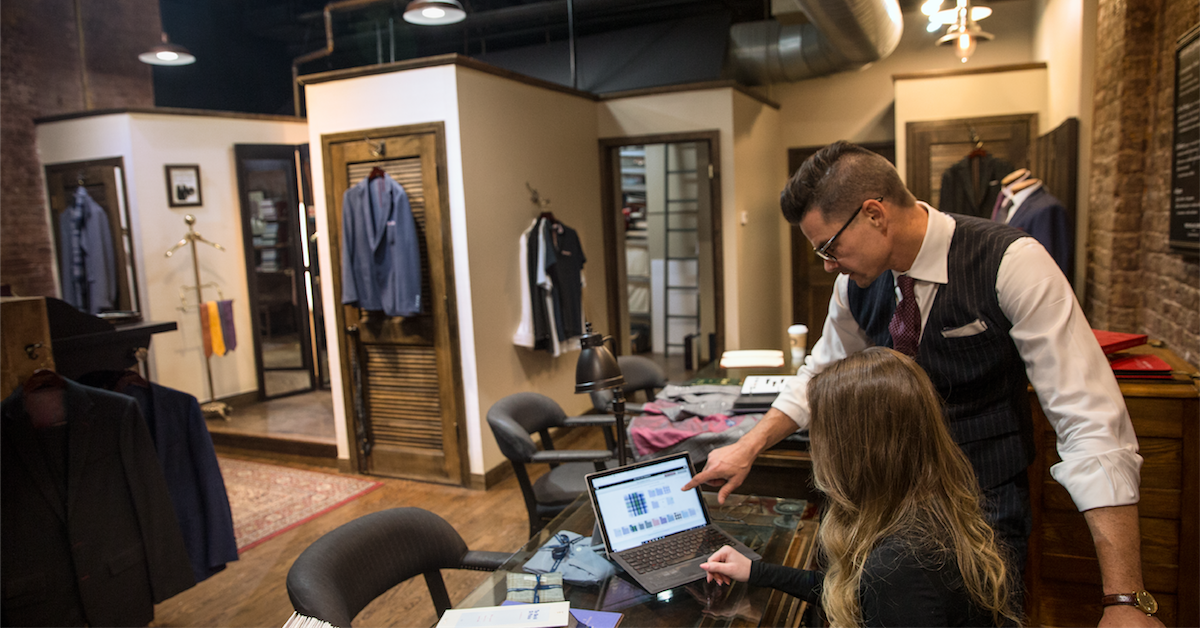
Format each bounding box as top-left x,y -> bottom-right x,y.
1002,181 -> 1043,224
772,203 -> 1142,512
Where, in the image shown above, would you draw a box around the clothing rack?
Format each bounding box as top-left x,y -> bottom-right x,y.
164,214 -> 231,418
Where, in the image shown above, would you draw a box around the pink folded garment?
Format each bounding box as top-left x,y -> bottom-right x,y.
629,413 -> 743,457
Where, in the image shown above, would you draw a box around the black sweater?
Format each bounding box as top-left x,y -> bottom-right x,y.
748,539 -> 998,627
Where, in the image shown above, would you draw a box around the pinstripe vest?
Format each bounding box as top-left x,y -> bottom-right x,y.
848,215 -> 1035,490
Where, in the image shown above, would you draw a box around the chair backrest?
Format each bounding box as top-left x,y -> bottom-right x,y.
286,508 -> 469,627
486,392 -> 567,462
590,355 -> 668,411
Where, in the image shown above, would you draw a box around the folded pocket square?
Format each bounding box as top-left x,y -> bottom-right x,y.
942,319 -> 988,338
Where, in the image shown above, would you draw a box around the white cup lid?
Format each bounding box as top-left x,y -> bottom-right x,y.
788,324 -> 808,334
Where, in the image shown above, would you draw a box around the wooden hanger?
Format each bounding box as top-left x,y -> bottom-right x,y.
1002,168 -> 1030,186
23,369 -> 67,429
1010,178 -> 1040,192
24,369 -> 66,393
368,166 -> 385,180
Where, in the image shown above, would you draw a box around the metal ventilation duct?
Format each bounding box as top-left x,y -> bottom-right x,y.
727,0 -> 903,85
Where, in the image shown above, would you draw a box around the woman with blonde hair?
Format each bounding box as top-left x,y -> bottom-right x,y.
702,347 -> 1020,627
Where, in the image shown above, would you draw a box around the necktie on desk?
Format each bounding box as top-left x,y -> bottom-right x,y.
889,274 -> 920,357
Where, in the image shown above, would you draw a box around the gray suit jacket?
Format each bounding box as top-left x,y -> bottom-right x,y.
340,173 -> 422,317
58,187 -> 117,314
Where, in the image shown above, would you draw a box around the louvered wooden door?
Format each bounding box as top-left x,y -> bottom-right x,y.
323,124 -> 466,485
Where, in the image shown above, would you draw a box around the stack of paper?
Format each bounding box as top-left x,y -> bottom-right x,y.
436,602 -> 571,628
719,350 -> 784,369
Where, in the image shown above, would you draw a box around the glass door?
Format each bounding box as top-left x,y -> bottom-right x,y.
234,144 -> 326,398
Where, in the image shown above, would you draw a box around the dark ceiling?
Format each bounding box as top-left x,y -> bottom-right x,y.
155,0 -> 924,115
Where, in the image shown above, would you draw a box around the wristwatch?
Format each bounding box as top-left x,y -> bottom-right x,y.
1102,590 -> 1158,616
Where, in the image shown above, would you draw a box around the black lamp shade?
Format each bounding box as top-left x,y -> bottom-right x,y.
575,327 -> 624,393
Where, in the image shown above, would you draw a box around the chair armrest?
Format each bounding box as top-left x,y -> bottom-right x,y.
563,415 -> 615,427
530,450 -> 614,464
460,550 -> 511,572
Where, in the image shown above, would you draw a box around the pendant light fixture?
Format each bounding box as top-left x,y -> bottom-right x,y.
402,0 -> 466,25
138,32 -> 196,66
933,0 -> 993,63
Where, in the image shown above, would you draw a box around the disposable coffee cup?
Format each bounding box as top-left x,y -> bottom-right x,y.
788,324 -> 808,362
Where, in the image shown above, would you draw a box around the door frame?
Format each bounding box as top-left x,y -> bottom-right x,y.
233,143 -> 317,400
321,122 -> 467,483
598,131 -> 725,361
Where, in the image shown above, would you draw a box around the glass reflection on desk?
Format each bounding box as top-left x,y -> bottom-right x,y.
456,493 -> 817,628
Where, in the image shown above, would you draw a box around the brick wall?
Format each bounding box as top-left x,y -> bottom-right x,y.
1088,0 -> 1200,365
0,0 -> 158,298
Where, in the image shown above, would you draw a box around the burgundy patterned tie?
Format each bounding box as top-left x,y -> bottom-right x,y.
889,274 -> 920,356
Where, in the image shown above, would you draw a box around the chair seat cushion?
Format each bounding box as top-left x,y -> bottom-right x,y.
532,462 -> 601,505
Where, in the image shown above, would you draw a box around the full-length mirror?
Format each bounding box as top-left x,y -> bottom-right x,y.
44,157 -> 140,320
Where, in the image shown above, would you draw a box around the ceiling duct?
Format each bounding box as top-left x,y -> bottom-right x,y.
727,0 -> 903,85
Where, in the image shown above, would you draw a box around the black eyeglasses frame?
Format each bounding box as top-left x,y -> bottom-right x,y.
814,196 -> 883,262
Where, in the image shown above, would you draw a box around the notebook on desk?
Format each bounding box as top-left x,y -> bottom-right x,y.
585,453 -> 760,594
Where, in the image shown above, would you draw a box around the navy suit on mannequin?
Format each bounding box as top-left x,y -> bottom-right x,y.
341,172 -> 422,317
1006,187 -> 1072,276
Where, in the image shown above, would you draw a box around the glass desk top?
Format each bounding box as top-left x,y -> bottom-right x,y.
455,493 -> 818,628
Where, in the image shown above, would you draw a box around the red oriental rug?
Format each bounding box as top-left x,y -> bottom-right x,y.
219,457 -> 383,552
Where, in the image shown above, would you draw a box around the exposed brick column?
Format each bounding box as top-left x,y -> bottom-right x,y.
0,0 -> 158,298
1086,0 -> 1159,332
1140,0 -> 1200,365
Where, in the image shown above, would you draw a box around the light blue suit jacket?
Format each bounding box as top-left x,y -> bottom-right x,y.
340,173 -> 422,317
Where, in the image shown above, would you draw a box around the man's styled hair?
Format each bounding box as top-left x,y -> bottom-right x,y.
807,347 -> 1019,628
780,140 -> 915,225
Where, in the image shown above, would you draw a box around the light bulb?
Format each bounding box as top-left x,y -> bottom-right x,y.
957,34 -> 976,62
157,51 -> 179,61
921,0 -> 943,16
422,7 -> 445,18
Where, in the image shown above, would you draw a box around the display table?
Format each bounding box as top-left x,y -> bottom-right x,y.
455,493 -> 820,628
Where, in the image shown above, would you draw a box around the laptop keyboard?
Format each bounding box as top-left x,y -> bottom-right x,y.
621,527 -> 732,574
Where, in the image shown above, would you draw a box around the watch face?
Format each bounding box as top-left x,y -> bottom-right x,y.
1135,590 -> 1158,614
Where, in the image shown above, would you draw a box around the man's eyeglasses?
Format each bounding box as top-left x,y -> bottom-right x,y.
814,197 -> 882,262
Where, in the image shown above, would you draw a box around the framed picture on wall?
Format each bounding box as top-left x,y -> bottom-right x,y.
165,164 -> 202,207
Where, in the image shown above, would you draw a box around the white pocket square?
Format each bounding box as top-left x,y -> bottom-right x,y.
942,319 -> 988,338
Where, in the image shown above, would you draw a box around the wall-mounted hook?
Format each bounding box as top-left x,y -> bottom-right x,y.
25,343 -> 43,360
365,136 -> 386,157
526,182 -> 551,209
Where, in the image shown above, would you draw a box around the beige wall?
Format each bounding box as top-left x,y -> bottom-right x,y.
894,67 -> 1049,185
1034,0 -> 1097,290
598,90 -> 745,347
731,92 -> 789,351
36,112 -> 309,403
455,66 -> 603,473
769,0 -> 1038,150
305,65 -> 464,461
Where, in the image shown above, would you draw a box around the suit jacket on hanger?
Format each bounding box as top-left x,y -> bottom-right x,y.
938,155 -> 1017,219
1007,186 -> 1072,276
58,186 -> 117,314
340,172 -> 422,317
1,380 -> 194,626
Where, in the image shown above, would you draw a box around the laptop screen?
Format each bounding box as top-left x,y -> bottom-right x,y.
590,455 -> 708,553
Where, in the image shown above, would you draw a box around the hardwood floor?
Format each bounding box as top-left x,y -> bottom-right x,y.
152,427 -> 608,628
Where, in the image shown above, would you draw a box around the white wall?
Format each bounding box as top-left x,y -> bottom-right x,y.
305,65 -> 464,462
894,67 -> 1049,182
456,66 -> 603,473
36,112 -> 308,402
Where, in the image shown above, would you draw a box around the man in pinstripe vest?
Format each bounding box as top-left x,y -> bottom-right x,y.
685,142 -> 1159,626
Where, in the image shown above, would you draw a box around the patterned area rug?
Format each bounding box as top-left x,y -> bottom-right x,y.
219,457 -> 382,552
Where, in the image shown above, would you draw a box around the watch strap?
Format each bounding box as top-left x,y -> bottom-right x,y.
1101,593 -> 1137,606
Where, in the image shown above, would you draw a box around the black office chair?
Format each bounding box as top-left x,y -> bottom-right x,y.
487,392 -> 615,537
588,355 -> 668,413
286,508 -> 509,627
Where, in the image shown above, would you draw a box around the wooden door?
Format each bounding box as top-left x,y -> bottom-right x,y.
787,142 -> 894,350
906,113 -> 1036,206
323,124 -> 466,485
44,158 -> 139,315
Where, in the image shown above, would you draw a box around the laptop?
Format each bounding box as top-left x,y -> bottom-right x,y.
585,452 -> 761,594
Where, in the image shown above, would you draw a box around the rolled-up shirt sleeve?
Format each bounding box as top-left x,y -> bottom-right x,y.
771,274 -> 872,430
998,238 -> 1142,512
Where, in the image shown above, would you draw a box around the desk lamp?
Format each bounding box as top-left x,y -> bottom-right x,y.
575,323 -> 628,466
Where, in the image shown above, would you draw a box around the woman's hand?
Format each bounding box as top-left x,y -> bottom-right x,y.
700,545 -> 752,585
